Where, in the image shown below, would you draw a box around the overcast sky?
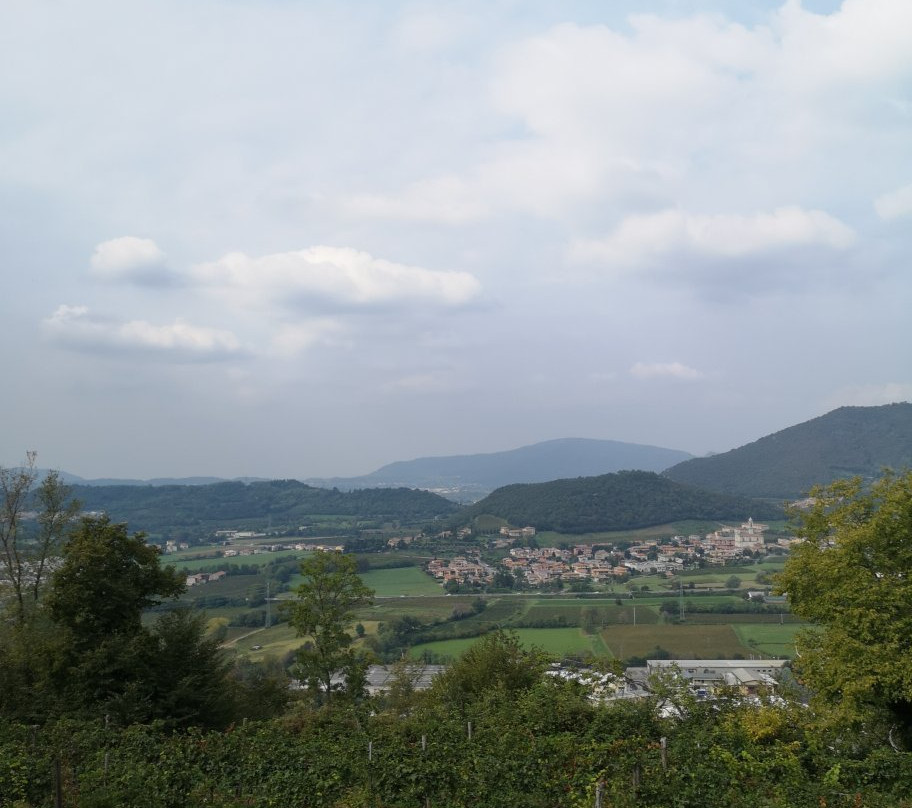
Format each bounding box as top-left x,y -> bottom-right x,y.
1,0 -> 910,480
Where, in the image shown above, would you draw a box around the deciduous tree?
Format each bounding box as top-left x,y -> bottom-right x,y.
776,471 -> 912,742
286,550 -> 373,705
0,454 -> 79,624
47,515 -> 184,645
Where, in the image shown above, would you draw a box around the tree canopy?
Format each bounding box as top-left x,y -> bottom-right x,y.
776,471 -> 912,741
47,515 -> 185,644
286,551 -> 374,704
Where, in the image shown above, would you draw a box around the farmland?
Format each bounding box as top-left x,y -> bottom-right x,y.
342,566 -> 442,597
168,538 -> 805,665
410,627 -> 608,660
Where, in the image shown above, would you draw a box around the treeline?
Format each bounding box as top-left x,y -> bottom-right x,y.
460,470 -> 784,534
70,479 -> 460,537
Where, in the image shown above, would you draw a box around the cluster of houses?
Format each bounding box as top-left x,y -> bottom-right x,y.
426,519 -> 793,588
426,556 -> 495,585
185,570 -> 227,587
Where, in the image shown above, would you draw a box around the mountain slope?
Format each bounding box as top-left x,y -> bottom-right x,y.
664,403 -> 912,499
459,470 -> 783,534
309,438 -> 693,500
71,479 -> 460,536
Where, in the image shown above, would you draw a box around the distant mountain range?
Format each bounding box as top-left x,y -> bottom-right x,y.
25,402 -> 908,539
43,403 -> 911,509
55,473 -> 268,487
307,438 -> 693,502
663,403 -> 912,499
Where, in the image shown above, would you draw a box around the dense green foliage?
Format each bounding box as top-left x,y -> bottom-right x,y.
286,551 -> 374,705
5,651 -> 912,807
70,478 -> 461,538
777,471 -> 912,742
460,470 -> 783,533
0,516 -> 239,729
665,403 -> 912,499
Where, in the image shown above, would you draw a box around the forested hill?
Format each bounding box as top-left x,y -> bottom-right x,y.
664,403 -> 912,499
71,479 -> 461,536
309,437 -> 693,501
459,470 -> 783,534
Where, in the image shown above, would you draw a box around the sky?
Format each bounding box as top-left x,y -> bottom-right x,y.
1,0 -> 910,480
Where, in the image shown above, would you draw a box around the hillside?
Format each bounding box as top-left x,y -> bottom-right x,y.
70,479 -> 461,537
664,403 -> 912,499
308,438 -> 693,501
459,470 -> 783,534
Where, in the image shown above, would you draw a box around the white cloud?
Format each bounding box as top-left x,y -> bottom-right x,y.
42,305 -> 243,361
773,0 -> 912,87
570,207 -> 855,266
89,237 -> 173,284
630,361 -> 704,381
191,246 -> 482,310
826,383 -> 912,408
875,183 -> 912,220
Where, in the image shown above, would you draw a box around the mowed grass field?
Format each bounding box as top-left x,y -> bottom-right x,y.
734,624 -> 806,658
357,566 -> 443,597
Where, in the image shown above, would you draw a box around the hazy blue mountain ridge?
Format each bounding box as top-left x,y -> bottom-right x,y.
308,438 -> 693,501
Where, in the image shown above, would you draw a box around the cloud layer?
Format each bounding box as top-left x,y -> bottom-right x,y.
0,0 -> 909,478
190,246 -> 482,310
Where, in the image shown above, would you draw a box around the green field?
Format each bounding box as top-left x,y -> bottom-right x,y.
168,548 -> 309,571
409,627 -> 604,661
521,602 -> 660,626
600,624 -> 749,660
734,623 -> 807,658
181,545 -> 805,664
351,566 -> 442,597
361,595 -> 475,623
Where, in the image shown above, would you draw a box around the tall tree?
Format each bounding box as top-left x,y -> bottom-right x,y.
776,471 -> 912,742
286,551 -> 373,705
44,516 -> 189,722
0,454 -> 79,623
46,515 -> 184,645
